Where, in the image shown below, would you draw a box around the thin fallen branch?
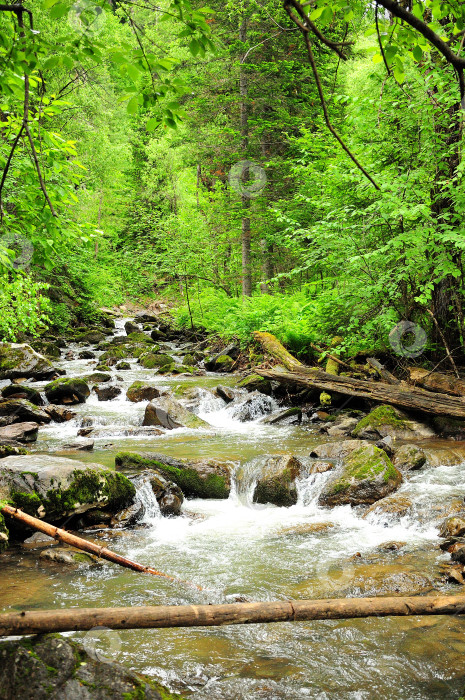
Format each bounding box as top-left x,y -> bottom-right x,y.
1,505 -> 202,590
1,595 -> 465,636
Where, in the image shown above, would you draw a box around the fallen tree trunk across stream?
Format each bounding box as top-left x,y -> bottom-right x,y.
1,505 -> 201,589
1,596 -> 465,636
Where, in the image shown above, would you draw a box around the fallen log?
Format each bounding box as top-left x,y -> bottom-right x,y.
256,367 -> 465,418
253,331 -> 304,372
1,595 -> 465,636
1,505 -> 201,589
408,367 -> 465,398
367,357 -> 400,385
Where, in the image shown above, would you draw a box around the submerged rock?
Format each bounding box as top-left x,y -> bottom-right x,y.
253,455 -> 303,507
116,451 -> 232,499
39,547 -> 102,567
0,342 -> 55,380
143,396 -> 207,430
0,634 -> 185,700
318,444 -> 402,507
352,404 -> 435,441
44,377 -> 90,405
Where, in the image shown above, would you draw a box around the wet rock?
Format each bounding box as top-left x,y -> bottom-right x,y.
30,340 -> 61,359
430,415 -> 465,440
78,350 -> 96,359
1,383 -> 43,405
440,562 -> 465,585
83,372 -> 112,383
22,532 -> 55,548
364,494 -> 413,519
253,455 -> 303,507
116,451 -> 232,499
309,460 -> 335,474
393,444 -> 427,472
377,541 -> 406,552
136,311 -> 159,322
232,392 -> 274,421
310,439 -> 367,461
110,499 -> 145,528
325,416 -> 359,437
212,354 -> 234,371
375,436 -> 395,457
237,373 -> 273,395
95,364 -> 111,372
0,455 -> 135,526
0,439 -> 28,458
0,398 -> 50,424
126,381 -> 162,403
44,405 -> 76,423
134,470 -> 184,517
0,422 -> 39,443
0,342 -> 56,380
115,361 -> 131,370
439,514 -> 465,538
262,407 -> 302,425
124,320 -> 140,334
352,404 -> 435,441
215,385 -> 236,403
0,634 -> 181,699
75,329 -> 108,344
277,522 -> 335,536
143,396 -> 208,430
318,444 -> 403,507
139,352 -> 173,370
451,546 -> 465,565
39,547 -> 102,567
150,328 -> 167,341
95,385 -> 122,401
44,377 -> 90,405
61,439 -> 95,451
127,331 -> 155,346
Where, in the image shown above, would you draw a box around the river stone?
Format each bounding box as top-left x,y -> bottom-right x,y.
83,372 -> 111,383
325,416 -> 359,437
0,635 -> 183,700
439,514 -> 465,538
126,381 -> 162,403
364,494 -> 413,520
0,422 -> 39,443
263,407 -> 302,425
318,444 -> 403,507
61,439 -> 95,452
309,460 -> 335,474
205,344 -> 240,371
0,455 -> 135,524
110,499 -> 145,528
310,439 -> 367,461
124,320 -> 140,334
351,404 -> 435,441
115,451 -> 232,499
44,377 -> 90,405
132,470 -> 184,518
393,444 -> 427,472
0,342 -> 56,380
215,385 -> 236,403
1,383 -> 43,405
139,352 -> 173,369
74,329 -> 108,344
143,396 -> 207,430
237,373 -> 273,395
115,361 -> 131,370
0,398 -> 50,425
95,385 -> 122,401
232,392 -> 274,421
0,439 -> 28,458
39,547 -> 102,567
78,349 -> 96,359
253,455 -> 303,507
44,405 -> 76,423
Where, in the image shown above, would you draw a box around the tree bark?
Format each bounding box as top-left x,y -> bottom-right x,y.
1,505 -> 200,588
253,331 -> 304,371
240,12 -> 252,297
1,595 -> 465,636
408,367 -> 465,397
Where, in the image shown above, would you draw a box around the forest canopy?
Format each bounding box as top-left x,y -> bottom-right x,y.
1,0 -> 464,360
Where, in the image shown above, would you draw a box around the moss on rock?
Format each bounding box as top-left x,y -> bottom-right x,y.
44,377 -> 90,405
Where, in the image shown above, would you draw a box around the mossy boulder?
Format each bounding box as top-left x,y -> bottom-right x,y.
0,455 -> 135,525
237,373 -> 272,395
253,455 -> 303,507
1,383 -> 43,406
393,444 -> 427,472
352,404 -> 435,441
83,372 -> 111,383
74,329 -> 108,344
0,398 -> 50,424
124,320 -> 140,334
143,396 -> 208,430
115,361 -> 131,370
318,444 -> 403,507
126,381 -> 162,403
0,635 -> 186,700
0,342 -> 55,380
100,348 -> 128,362
116,452 -> 232,499
139,352 -> 173,369
0,440 -> 28,459
213,354 -> 234,371
30,340 -> 61,359
127,331 -> 155,345
44,377 -> 90,405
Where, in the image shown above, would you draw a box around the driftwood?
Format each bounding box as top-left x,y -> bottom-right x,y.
367,357 -> 400,385
408,367 -> 465,398
1,506 -> 201,589
0,595 -> 465,636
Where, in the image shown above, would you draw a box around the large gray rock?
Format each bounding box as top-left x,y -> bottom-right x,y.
0,342 -> 55,380
143,396 -> 207,430
1,383 -> 43,405
0,634 -> 184,700
310,439 -> 367,461
318,443 -> 403,507
0,455 -> 135,523
0,422 -> 38,443
253,455 -> 303,507
0,398 -> 50,425
116,451 -> 232,499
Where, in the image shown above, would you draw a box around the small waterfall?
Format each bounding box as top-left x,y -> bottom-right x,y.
135,476 -> 162,523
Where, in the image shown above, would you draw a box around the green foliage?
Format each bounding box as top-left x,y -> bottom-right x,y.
0,275 -> 50,341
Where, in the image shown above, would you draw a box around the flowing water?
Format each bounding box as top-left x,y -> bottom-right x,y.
2,319 -> 465,698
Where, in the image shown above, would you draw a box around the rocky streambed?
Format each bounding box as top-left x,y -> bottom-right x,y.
1,313 -> 465,698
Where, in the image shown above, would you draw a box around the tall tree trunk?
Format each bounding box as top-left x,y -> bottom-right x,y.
240,12 -> 252,297
260,239 -> 273,294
